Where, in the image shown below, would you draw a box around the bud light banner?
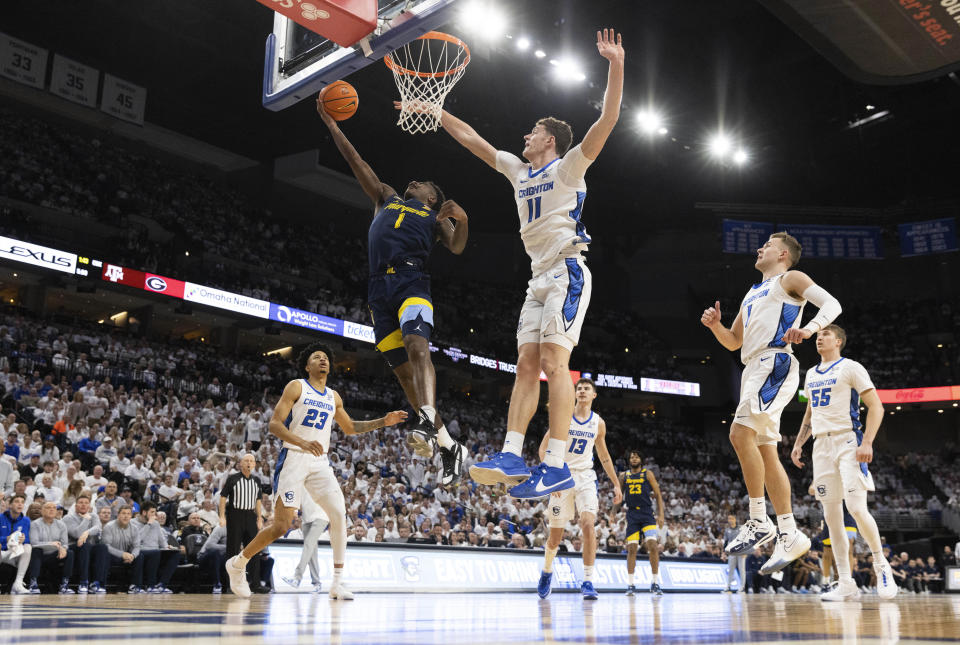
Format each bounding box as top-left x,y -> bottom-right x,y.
269,303 -> 343,335
898,218 -> 958,257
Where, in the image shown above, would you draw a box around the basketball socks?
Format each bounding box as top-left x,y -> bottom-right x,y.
503,431 -> 525,457
235,553 -> 250,568
544,438 -> 565,468
749,497 -> 766,522
543,546 -> 558,573
776,514 -> 796,535
332,567 -> 343,587
421,405 -> 455,450
627,573 -> 635,585
583,565 -> 595,583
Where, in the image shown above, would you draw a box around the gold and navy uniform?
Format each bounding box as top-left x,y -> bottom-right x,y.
367,196 -> 437,368
624,468 -> 659,542
816,502 -> 858,546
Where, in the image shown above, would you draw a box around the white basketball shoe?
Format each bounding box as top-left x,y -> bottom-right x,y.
821,579 -> 861,602
226,556 -> 252,598
874,560 -> 898,600
759,529 -> 811,575
329,582 -> 354,600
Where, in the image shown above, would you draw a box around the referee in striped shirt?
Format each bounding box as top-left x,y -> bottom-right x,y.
219,454 -> 263,591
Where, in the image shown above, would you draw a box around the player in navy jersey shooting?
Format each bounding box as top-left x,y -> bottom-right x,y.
317,101 -> 467,487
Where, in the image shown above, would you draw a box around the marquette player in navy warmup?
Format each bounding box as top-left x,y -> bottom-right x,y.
701,233 -> 842,575
226,343 -> 406,600
437,29 -> 625,499
621,450 -> 664,595
792,324 -> 897,601
318,98 -> 468,486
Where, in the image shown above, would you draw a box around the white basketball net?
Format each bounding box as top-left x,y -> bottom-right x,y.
386,32 -> 470,134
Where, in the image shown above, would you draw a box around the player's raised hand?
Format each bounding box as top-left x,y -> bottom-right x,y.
596,28 -> 624,63
300,439 -> 325,457
790,446 -> 805,468
701,301 -> 722,329
856,442 -> 873,464
437,200 -> 467,223
383,410 -> 408,427
316,94 -> 337,128
782,327 -> 813,345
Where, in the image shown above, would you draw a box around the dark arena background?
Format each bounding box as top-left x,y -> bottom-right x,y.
1,1 -> 960,643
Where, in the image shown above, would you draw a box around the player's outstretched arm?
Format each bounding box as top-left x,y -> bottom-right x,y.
579,29 -> 624,160
333,391 -> 408,436
700,300 -> 744,351
857,388 -> 885,464
791,402 -> 814,468
438,109 -> 498,169
317,95 -> 396,207
595,420 -> 622,504
647,470 -> 665,528
436,200 -> 469,254
780,271 -> 842,345
268,380 -> 324,456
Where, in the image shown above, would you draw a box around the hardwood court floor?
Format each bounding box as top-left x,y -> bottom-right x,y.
2,591 -> 959,644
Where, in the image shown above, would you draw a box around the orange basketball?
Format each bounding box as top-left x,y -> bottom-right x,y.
319,80 -> 358,121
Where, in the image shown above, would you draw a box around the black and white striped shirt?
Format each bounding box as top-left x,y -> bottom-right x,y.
222,472 -> 260,511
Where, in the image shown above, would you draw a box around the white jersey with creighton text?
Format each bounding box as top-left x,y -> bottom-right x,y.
565,410 -> 602,471
495,145 -> 593,275
804,358 -> 876,438
281,380 -> 336,453
739,273 -> 806,365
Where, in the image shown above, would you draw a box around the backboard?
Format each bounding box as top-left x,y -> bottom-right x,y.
262,0 -> 459,111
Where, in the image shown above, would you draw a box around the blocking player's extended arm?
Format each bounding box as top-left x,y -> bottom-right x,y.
701,301 -> 744,351
436,200 -> 469,255
780,270 -> 842,344
268,380 -> 324,456
856,388 -> 885,464
580,29 -> 625,160
791,402 -> 814,468
439,110 -> 498,169
332,391 -> 408,436
317,96 -> 396,206
594,420 -> 622,504
647,470 -> 665,527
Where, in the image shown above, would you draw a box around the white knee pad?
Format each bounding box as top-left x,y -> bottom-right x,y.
844,490 -> 869,518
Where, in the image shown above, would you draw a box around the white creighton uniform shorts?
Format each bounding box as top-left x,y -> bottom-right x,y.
735,350 -> 799,445
517,255 -> 592,352
273,449 -> 343,510
812,431 -> 876,502
548,468 -> 599,528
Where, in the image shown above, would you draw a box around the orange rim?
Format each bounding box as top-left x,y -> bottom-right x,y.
384,31 -> 471,78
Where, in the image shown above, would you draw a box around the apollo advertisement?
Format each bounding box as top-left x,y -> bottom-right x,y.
269,303 -> 342,335
183,282 -> 270,319
269,542 -> 729,593
0,235 -> 77,274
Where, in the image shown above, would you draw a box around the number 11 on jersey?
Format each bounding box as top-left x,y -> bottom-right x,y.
526,196 -> 542,223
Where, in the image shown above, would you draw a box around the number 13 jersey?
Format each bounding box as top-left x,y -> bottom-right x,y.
283,380 -> 337,454
565,411 -> 602,472
803,358 -> 875,439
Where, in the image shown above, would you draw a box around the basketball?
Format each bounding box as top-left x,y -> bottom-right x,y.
319,80 -> 358,121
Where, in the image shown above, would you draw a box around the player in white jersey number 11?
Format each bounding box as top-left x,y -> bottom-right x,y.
534,378 -> 622,599
791,324 -> 898,601
226,343 -> 407,600
702,233 -> 842,575
437,29 -> 625,499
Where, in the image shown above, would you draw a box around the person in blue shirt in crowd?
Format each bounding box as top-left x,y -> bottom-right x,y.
1,493 -> 35,594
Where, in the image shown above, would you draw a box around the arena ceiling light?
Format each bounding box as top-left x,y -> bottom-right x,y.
733,149 -> 749,165
460,3 -> 506,40
516,37 -> 530,51
636,110 -> 664,135
708,134 -> 732,159
534,49 -> 546,58
552,58 -> 586,82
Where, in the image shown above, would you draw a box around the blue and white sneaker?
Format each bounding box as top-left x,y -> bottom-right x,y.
581,581 -> 599,600
537,571 -> 553,599
625,584 -> 637,596
509,463 -> 575,499
725,517 -> 776,554
759,529 -> 811,575
469,452 -> 530,486
651,582 -> 663,596
89,582 -> 107,594
77,582 -> 89,595
128,585 -> 143,594
212,584 -> 222,594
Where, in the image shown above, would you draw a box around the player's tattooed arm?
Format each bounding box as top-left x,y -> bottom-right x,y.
790,402 -> 814,468
334,391 -> 408,435
595,421 -> 622,505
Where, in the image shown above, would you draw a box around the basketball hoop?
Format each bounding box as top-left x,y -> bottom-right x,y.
385,31 -> 470,134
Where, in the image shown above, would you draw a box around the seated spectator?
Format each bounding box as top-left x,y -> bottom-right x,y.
0,493 -> 34,594
95,481 -> 126,519
26,501 -> 74,594
924,555 -> 943,593
84,465 -> 108,492
197,524 -> 227,593
97,506 -> 145,593
63,493 -> 109,594
133,502 -> 178,593
119,486 -> 140,515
